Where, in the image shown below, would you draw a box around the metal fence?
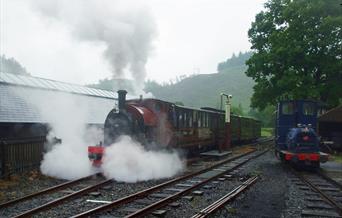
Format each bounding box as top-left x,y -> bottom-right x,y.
0,137 -> 46,178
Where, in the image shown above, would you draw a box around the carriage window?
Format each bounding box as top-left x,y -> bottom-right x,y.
184,113 -> 187,127
208,114 -> 211,127
303,103 -> 315,115
198,113 -> 201,127
178,114 -> 183,128
188,112 -> 192,127
170,106 -> 177,126
200,112 -> 204,127
203,113 -> 207,127
282,102 -> 294,115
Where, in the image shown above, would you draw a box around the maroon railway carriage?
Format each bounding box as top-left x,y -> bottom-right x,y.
88,90 -> 260,165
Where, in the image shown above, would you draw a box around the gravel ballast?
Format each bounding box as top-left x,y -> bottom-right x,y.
2,143 -> 337,218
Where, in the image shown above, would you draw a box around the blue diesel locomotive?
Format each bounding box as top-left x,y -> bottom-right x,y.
275,100 -> 327,168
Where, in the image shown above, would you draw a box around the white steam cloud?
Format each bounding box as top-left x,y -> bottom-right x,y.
13,87 -> 182,182
31,0 -> 157,90
13,88 -> 99,180
102,136 -> 184,183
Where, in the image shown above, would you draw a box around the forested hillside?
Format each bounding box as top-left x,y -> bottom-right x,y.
145,52 -> 254,111
0,55 -> 29,75
89,52 -> 254,113
89,52 -> 254,112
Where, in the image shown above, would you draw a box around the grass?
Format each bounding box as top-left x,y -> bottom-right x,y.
261,128 -> 274,137
330,154 -> 342,163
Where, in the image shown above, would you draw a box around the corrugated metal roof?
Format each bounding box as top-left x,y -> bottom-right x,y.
319,106 -> 342,123
0,84 -> 117,124
0,71 -> 116,98
0,72 -> 129,124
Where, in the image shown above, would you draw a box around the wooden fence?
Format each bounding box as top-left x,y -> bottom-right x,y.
0,137 -> 46,178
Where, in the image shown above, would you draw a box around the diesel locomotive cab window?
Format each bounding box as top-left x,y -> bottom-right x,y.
282,102 -> 294,115
302,102 -> 315,115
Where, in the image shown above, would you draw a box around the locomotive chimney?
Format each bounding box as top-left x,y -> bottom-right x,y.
117,90 -> 127,112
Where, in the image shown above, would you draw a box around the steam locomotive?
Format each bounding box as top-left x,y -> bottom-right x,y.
275,100 -> 328,168
88,90 -> 261,165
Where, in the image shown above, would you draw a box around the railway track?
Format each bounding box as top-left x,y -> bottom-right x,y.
1,139 -> 272,217
72,148 -> 269,217
0,173 -> 109,217
290,169 -> 342,218
191,175 -> 259,218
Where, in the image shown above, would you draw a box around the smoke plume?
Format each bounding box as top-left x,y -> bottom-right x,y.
102,136 -> 184,183
31,0 -> 157,90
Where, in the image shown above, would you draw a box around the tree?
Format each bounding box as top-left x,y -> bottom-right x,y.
248,105 -> 276,127
217,51 -> 252,72
1,55 -> 29,75
246,0 -> 342,110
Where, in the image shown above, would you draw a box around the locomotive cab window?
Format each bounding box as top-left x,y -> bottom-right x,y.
282,102 -> 294,115
302,102 -> 315,116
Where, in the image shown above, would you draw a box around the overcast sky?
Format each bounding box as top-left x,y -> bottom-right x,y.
0,0 -> 266,85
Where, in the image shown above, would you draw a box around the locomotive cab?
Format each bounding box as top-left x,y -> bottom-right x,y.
275,100 -> 327,168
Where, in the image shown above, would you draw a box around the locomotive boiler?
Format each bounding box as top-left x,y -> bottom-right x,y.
88,90 -> 261,165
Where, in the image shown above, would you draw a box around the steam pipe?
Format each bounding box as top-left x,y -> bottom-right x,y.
117,90 -> 127,112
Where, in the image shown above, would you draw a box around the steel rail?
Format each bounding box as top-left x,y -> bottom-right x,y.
192,175 -> 259,218
317,169 -> 342,190
71,147 -> 264,218
0,174 -> 99,209
14,179 -> 112,218
291,169 -> 342,215
125,149 -> 269,218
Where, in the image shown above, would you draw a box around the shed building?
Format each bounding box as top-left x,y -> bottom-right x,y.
318,105 -> 342,151
0,71 -> 121,139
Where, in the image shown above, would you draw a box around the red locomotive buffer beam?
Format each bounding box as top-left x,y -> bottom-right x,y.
284,152 -> 320,161
88,146 -> 104,166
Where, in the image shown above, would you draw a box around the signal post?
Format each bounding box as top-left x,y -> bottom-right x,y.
220,93 -> 232,152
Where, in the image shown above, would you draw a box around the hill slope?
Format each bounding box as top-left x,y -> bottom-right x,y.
89,52 -> 254,111
145,65 -> 253,109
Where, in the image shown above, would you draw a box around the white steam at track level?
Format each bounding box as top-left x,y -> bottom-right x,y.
101,136 -> 184,183
31,0 -> 157,90
12,88 -> 97,180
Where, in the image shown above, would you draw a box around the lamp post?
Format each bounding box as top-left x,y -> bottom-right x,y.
220,93 -> 232,152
